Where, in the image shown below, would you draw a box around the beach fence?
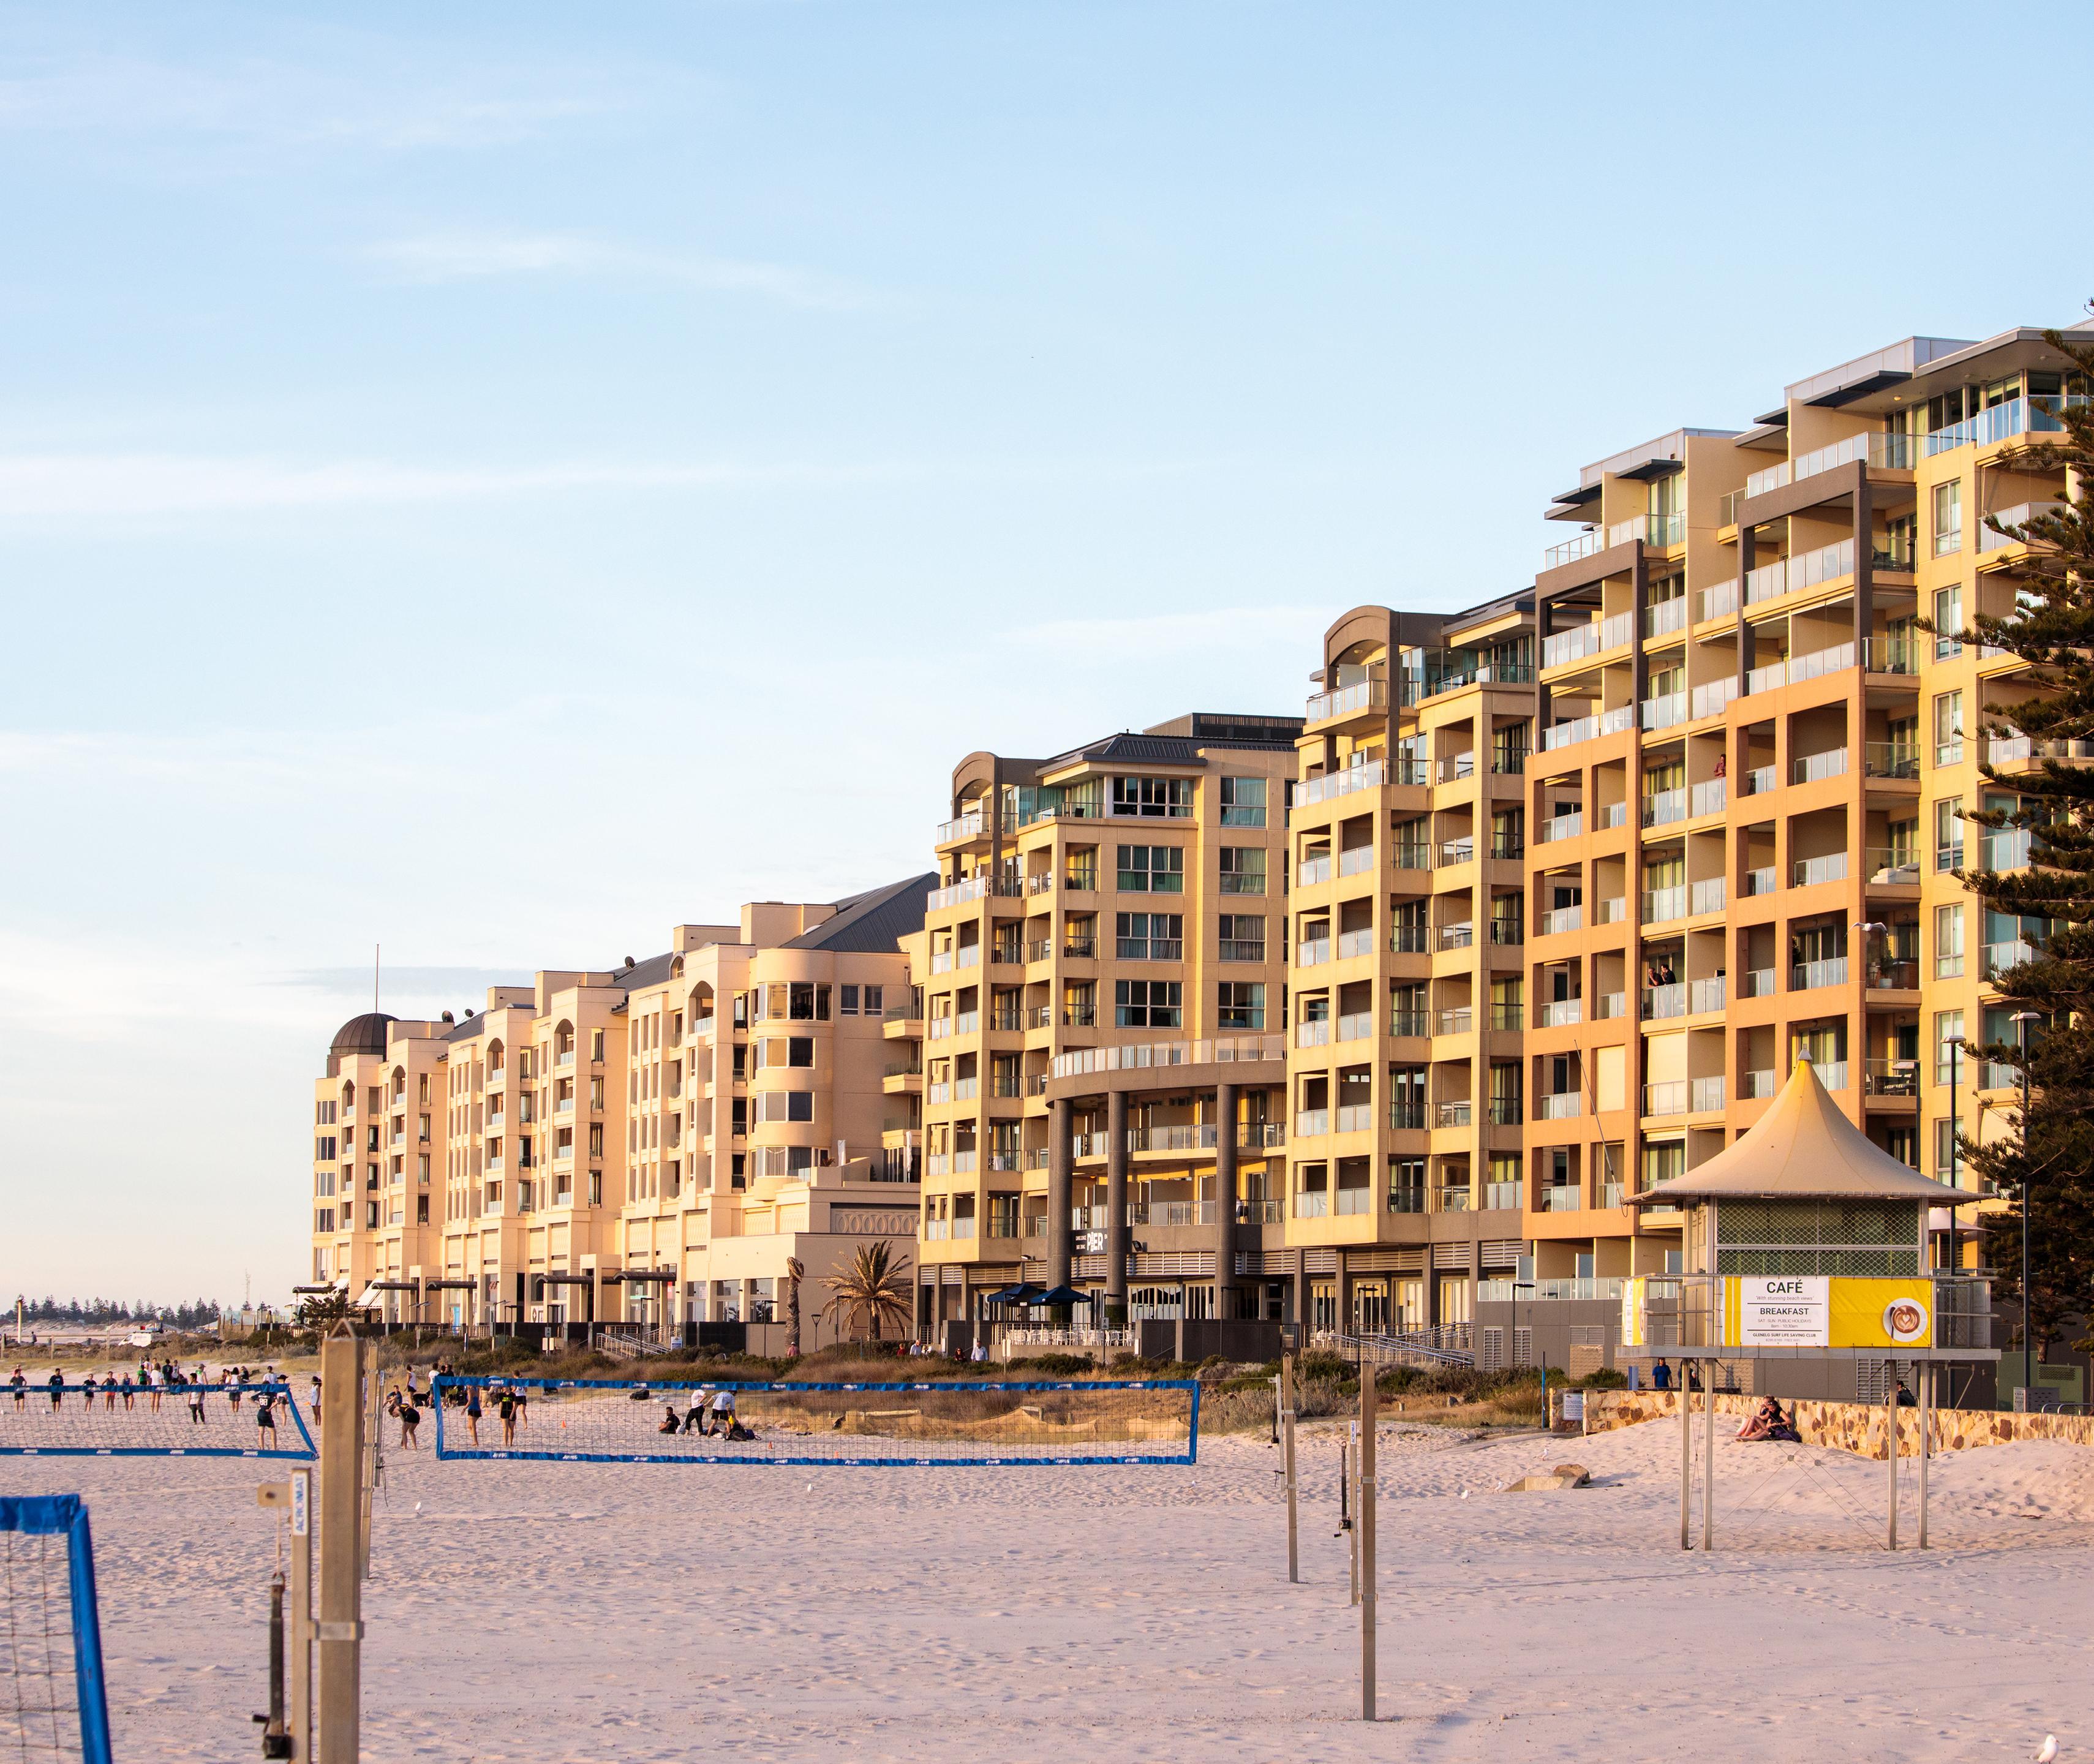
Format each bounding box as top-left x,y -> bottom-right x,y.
428,1375 -> 1199,1466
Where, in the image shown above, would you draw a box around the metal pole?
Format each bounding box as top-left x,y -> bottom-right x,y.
2020,1016 -> 2033,1407
1917,1358 -> 1930,1550
291,1468 -> 311,1758
1360,1360 -> 1376,1724
1281,1353 -> 1299,1584
317,1330 -> 363,1764
1885,1359 -> 1899,1552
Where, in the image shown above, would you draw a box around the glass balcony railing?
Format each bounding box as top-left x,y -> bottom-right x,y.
1689,780 -> 1727,821
1793,852 -> 1849,888
1305,677 -> 1387,723
1388,1009 -> 1428,1038
1540,905 -> 1582,935
1392,842 -> 1431,871
1865,847 -> 1919,885
1689,976 -> 1725,1014
1641,983 -> 1685,1020
1745,538 -> 1856,606
1537,1091 -> 1580,1119
1436,1101 -> 1472,1129
1742,866 -> 1777,897
1981,940 -> 2037,980
1641,595 -> 1689,638
1295,760 -> 1384,808
1792,748 -> 1850,785
1641,694 -> 1689,731
1689,677 -> 1737,720
1641,888 -> 1685,926
1790,957 -> 1849,990
1643,1082 -> 1687,1117
1540,611 -> 1633,669
1610,510 -> 1685,549
1543,529 -> 1608,570
1924,395 -> 2084,457
1690,1076 -> 1725,1113
1742,967 -> 1777,998
1978,831 -> 2033,873
1540,706 -> 1635,752
1698,579 -> 1739,624
1537,998 -> 1581,1028
1539,811 -> 1583,843
1642,789 -> 1687,827
1742,1068 -> 1777,1099
1689,878 -> 1725,916
1744,428 -> 1919,499
1595,992 -> 1627,1019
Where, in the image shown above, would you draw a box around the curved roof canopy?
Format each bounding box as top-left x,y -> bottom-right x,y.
1631,1060 -> 1980,1207
330,1012 -> 396,1057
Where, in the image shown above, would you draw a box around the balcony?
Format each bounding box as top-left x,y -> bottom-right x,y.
1295,760 -> 1384,809
1439,922 -> 1475,950
1388,1103 -> 1426,1131
1642,1082 -> 1687,1118
1297,937 -> 1331,968
1808,1060 -> 1849,1091
1061,1005 -> 1097,1029
1540,611 -> 1633,669
1305,677 -> 1387,723
1542,1185 -> 1583,1213
1334,927 -> 1374,961
1641,594 -> 1689,639
1339,844 -> 1376,877
1437,1007 -> 1473,1036
1389,1185 -> 1426,1215
1744,428 -> 1918,498
1743,865 -> 1777,897
1689,878 -> 1725,916
1540,705 -> 1635,752
935,811 -> 987,846
1295,1019 -> 1331,1049
1642,788 -> 1687,827
1977,830 -> 2033,873
1537,1091 -> 1580,1120
1537,998 -> 1581,1028
1641,983 -> 1686,1021
1596,898 -> 1627,924
1433,1186 -> 1471,1213
1437,837 -> 1475,866
1741,967 -> 1777,998
1791,748 -> 1849,786
1924,394 -> 2081,456
1689,976 -> 1725,1014
1864,636 -> 1918,673
1987,735 -> 2094,767
1295,1109 -> 1330,1138
1698,580 -> 1739,623
1131,1125 -> 1219,1153
1792,852 -> 1849,888
1336,1010 -> 1374,1042
1390,926 -> 1429,954
1539,810 -> 1583,843
1745,537 -> 1856,606
1335,1104 -> 1373,1134
1388,1009 -> 1428,1038
1243,1195 -> 1286,1221
1689,778 -> 1727,818
1595,991 -> 1627,1019
1540,905 -> 1582,936
1611,510 -> 1685,549
1690,1076 -> 1725,1114
1599,802 -> 1627,829
1641,887 -> 1685,926
1863,1060 -> 1920,1097
1864,848 -> 1919,886
1294,1190 -> 1330,1219
927,875 -> 991,912
1392,842 -> 1431,872
1640,695 -> 1688,731
1542,529 -> 1608,569
1435,1101 -> 1472,1128
1131,1199 -> 1216,1227
1863,742 -> 1919,780
1742,1068 -> 1777,1100
1484,1180 -> 1521,1210
1790,957 -> 1849,991
1297,854 -> 1333,887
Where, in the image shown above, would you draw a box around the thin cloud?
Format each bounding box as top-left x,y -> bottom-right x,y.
1004,606 -> 1329,655
366,230 -> 872,311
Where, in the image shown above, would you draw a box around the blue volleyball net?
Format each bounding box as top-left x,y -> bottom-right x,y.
0,1381 -> 314,1461
430,1376 -> 1198,1467
1,1496 -> 113,1764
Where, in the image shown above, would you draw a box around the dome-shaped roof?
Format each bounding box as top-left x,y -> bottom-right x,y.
330,1012 -> 396,1057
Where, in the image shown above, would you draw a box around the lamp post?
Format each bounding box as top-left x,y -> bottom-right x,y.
2012,1009 -> 2043,1408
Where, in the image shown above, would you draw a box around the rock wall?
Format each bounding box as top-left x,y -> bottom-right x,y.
1585,1389 -> 2094,1461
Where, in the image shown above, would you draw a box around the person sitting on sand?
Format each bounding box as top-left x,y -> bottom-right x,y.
1736,1397 -> 1782,1441
659,1403 -> 684,1436
1768,1403 -> 1801,1443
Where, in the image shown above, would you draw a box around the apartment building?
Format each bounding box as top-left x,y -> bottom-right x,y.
910,714 -> 1301,1333
1522,323 -> 2085,1314
310,876 -> 931,1338
1284,601 -> 1538,1337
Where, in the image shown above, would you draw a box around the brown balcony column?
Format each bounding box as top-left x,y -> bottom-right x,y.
1047,1096 -> 1074,1291
1853,474 -> 1874,652
1105,1088 -> 1129,1318
1630,544 -> 1649,707
1736,522 -> 1756,691
1214,1080 -> 1239,1317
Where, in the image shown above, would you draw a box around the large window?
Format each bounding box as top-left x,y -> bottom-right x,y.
1117,844 -> 1185,892
1934,904 -> 1965,978
1218,981 -> 1265,1030
1933,693 -> 1964,767
1934,1009 -> 1965,1086
1111,775 -> 1193,818
1219,777 -> 1267,827
1932,584 -> 1962,658
1115,912 -> 1184,960
1934,796 -> 1964,869
1115,979 -> 1183,1028
1218,846 -> 1265,894
1217,913 -> 1265,961
1932,478 -> 1964,557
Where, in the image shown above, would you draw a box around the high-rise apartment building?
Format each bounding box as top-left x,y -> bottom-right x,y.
909,714 -> 1301,1332
310,877 -> 930,1338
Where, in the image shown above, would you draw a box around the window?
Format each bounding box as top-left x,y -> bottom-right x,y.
1934,904 -> 1965,978
1115,979 -> 1183,1028
1218,981 -> 1265,1030
1117,845 -> 1184,892
1932,479 -> 1963,556
1933,584 -> 1962,658
1934,1118 -> 1964,1183
1640,1140 -> 1684,1192
862,985 -> 884,1016
1218,847 -> 1266,895
1219,777 -> 1267,827
315,1136 -> 337,1161
1934,1009 -> 1965,1086
755,1090 -> 815,1123
1218,913 -> 1265,961
1111,775 -> 1192,818
840,984 -> 859,1016
1933,693 -> 1964,767
1934,796 -> 1964,869
788,1036 -> 815,1068
788,982 -> 830,1021
1115,912 -> 1184,960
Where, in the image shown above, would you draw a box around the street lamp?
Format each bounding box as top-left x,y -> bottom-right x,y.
2012,1009 -> 2043,1408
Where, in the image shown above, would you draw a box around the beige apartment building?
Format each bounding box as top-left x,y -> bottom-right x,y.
1519,322 -> 2083,1335
906,714 -> 1301,1335
310,877 -> 931,1340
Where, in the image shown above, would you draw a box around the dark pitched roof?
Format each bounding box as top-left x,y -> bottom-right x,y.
609,952 -> 676,990
1041,713 -> 1304,772
783,873 -> 939,953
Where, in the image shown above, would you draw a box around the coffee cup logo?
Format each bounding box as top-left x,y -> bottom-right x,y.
1883,1298 -> 1927,1344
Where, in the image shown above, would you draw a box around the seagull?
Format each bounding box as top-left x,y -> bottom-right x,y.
2034,1737 -> 2057,1763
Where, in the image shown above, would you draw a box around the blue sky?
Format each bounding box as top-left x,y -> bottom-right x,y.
2,1 -> 2087,1305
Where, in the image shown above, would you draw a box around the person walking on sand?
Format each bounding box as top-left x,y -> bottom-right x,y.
103,1374 -> 118,1413
255,1391 -> 279,1450
681,1386 -> 715,1436
464,1382 -> 483,1446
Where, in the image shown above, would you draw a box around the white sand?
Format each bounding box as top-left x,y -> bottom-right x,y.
9,1417 -> 2091,1761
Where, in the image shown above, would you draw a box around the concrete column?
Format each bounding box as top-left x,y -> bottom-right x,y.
1853,473 -> 1875,657
1736,523 -> 1756,690
1105,1089 -> 1129,1319
1215,1080 -> 1240,1318
1047,1096 -> 1073,1290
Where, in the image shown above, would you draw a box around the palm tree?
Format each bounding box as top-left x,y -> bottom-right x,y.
818,1243 -> 913,1344
785,1257 -> 805,1357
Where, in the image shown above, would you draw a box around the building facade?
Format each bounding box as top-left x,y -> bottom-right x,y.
310,877 -> 930,1339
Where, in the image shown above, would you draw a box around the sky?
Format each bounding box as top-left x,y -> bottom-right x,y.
2,0 -> 2089,1308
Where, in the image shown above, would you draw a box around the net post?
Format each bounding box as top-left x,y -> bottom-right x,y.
1885,1358 -> 1899,1552
1343,1429 -> 1357,1605
66,1499 -> 114,1764
358,1340 -> 377,1581
1701,1364 -> 1715,1553
317,1329 -> 363,1764
1916,1358 -> 1930,1550
1679,1379 -> 1692,1550
1280,1353 -> 1298,1585
291,1468 -> 312,1758
1360,1360 -> 1376,1722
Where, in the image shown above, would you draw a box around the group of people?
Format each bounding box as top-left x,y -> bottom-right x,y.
1734,1397 -> 1804,1443
652,1384 -> 751,1441
8,1360 -> 292,1447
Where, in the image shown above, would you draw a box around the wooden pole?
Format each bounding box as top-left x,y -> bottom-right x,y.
1701,1363 -> 1715,1553
1343,1430 -> 1357,1606
1917,1359 -> 1930,1550
1679,1379 -> 1692,1550
317,1330 -> 363,1764
291,1468 -> 312,1758
1281,1354 -> 1299,1585
1360,1363 -> 1377,1723
1885,1359 -> 1899,1552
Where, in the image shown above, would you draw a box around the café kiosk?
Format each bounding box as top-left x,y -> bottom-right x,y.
1619,1058 -> 1995,1550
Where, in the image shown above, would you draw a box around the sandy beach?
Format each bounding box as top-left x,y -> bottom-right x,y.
9,1416 -> 2090,1762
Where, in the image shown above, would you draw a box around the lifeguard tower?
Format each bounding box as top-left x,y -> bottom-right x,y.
1619,1058 -> 1996,1549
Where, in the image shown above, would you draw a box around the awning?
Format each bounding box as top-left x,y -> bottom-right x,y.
1632,1061 -> 1983,1208
421,1278 -> 478,1291
603,1268 -> 676,1284
535,1272 -> 595,1286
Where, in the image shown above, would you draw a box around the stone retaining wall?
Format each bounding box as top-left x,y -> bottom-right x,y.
1584,1389 -> 2094,1461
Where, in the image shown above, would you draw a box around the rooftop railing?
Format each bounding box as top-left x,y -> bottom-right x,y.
1305,677 -> 1387,723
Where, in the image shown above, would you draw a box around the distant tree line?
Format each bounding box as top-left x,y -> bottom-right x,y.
13,1296 -> 224,1330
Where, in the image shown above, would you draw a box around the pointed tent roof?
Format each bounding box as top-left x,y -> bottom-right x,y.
1630,1060 -> 1980,1207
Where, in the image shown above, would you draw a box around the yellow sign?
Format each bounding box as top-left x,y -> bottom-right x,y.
1827,1277 -> 1932,1349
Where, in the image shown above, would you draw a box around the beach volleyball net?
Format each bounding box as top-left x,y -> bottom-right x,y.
1,1496 -> 113,1764
431,1376 -> 1198,1466
0,1382 -> 314,1461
